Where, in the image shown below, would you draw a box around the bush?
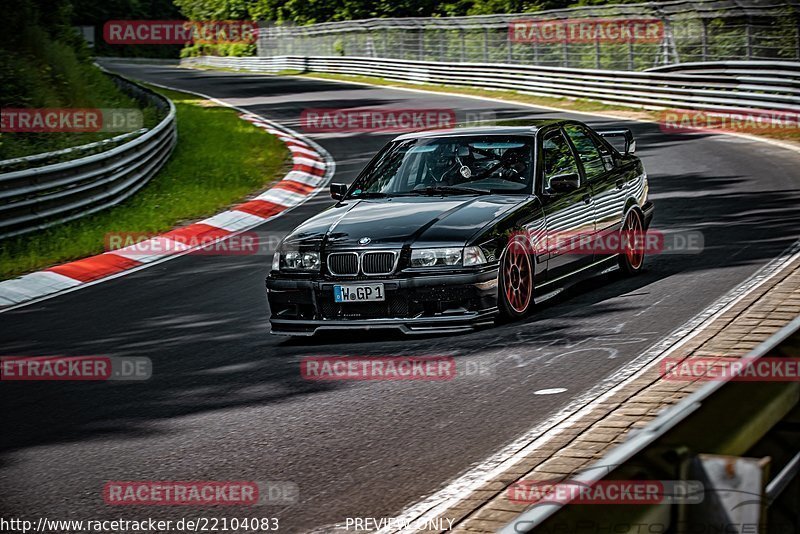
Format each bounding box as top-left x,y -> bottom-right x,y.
0,2 -> 159,159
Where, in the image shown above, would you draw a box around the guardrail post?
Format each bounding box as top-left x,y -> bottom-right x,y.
746,17 -> 753,60
595,34 -> 601,69
483,27 -> 489,62
507,27 -> 513,63
628,40 -> 635,70
460,29 -> 466,62
563,40 -> 569,68
702,19 -> 709,62
419,28 -> 424,61
795,17 -> 800,60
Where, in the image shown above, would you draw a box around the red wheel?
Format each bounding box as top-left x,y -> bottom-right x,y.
499,240 -> 533,318
619,209 -> 645,274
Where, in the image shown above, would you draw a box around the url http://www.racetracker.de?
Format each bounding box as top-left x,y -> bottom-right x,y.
0,517 -> 281,533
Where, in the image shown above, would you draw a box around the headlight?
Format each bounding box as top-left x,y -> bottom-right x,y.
410,247 -> 476,268
463,246 -> 488,266
271,252 -> 281,272
279,250 -> 321,271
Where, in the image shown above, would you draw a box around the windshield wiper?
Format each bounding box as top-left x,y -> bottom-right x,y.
407,186 -> 491,196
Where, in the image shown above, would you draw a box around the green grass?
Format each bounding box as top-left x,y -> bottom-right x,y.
0,86 -> 290,280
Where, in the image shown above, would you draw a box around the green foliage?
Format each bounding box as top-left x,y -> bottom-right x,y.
0,86 -> 289,279
173,0 -> 252,20
0,0 -> 160,158
71,0 -> 184,57
178,0 -> 649,25
180,42 -> 256,57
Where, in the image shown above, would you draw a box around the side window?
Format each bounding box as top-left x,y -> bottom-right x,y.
542,130 -> 580,191
564,125 -> 608,179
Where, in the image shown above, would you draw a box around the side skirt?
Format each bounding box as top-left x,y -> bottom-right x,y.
534,255 -> 620,304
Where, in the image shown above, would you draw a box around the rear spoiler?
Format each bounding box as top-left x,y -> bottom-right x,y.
597,129 -> 636,155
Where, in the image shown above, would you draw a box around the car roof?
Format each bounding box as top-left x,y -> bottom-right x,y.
392,119 -> 573,141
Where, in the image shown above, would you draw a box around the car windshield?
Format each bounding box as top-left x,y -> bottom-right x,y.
347,135 -> 534,198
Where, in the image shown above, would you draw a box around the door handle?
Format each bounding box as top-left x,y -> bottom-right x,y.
582,194 -> 592,205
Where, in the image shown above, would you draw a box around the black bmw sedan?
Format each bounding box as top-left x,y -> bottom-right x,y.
266,119 -> 654,336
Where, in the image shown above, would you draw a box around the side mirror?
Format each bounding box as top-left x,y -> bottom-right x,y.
598,129 -> 636,155
546,173 -> 580,194
330,183 -> 347,200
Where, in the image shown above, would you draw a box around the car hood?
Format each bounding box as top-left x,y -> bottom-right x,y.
282,195 -> 527,249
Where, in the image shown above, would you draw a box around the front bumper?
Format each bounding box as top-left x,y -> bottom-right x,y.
266,268 -> 500,336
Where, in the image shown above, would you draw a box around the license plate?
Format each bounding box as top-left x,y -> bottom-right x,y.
334,284 -> 385,303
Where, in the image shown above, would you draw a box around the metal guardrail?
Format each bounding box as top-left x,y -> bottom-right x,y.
181,56 -> 800,113
0,73 -> 177,240
183,56 -> 307,72
99,57 -> 181,65
254,0 -> 800,70
0,129 -> 146,172
502,314 -> 800,533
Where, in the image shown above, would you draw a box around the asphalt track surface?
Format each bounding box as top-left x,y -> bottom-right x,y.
1,64 -> 799,532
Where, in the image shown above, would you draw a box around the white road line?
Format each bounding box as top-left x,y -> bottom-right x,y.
533,388 -> 568,395
377,238 -> 800,532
